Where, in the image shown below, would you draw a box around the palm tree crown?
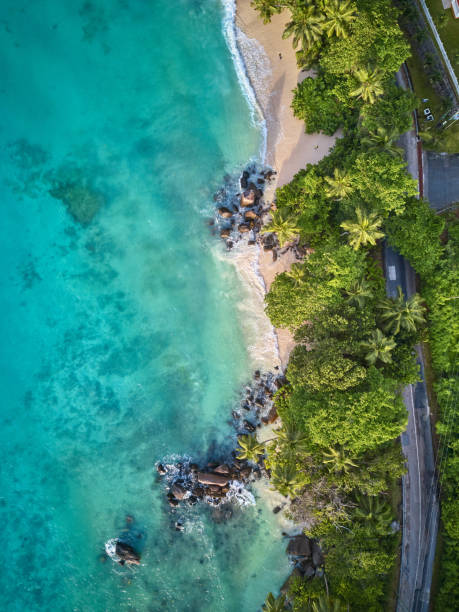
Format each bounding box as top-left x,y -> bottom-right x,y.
345,277 -> 374,308
341,207 -> 384,250
361,328 -> 396,364
350,68 -> 384,104
270,462 -> 308,498
378,286 -> 426,334
312,594 -> 345,612
323,0 -> 357,39
361,126 -> 403,157
261,211 -> 300,247
285,263 -> 305,287
262,591 -> 287,612
325,168 -> 353,200
353,492 -> 393,534
283,5 -> 325,51
236,434 -> 265,463
322,447 -> 358,473
275,422 -> 309,455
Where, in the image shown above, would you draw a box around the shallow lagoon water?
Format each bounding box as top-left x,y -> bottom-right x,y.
0,1 -> 288,610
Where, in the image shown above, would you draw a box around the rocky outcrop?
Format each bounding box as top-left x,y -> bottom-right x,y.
286,535 -> 311,558
115,541 -> 141,565
197,472 -> 229,487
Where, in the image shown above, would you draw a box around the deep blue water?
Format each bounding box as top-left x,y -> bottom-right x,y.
0,1 -> 288,610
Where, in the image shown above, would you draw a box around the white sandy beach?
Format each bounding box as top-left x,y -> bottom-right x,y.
235,0 -> 338,367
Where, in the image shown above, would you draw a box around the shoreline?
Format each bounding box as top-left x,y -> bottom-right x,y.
234,0 -> 338,369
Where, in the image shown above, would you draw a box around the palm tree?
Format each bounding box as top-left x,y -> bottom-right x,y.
350,68 -> 384,104
262,592 -> 287,612
285,263 -> 305,287
353,493 -> 393,534
361,329 -> 396,365
251,1 -> 283,24
323,0 -> 356,39
340,207 -> 384,250
261,211 -> 300,247
378,286 -> 426,334
324,168 -> 353,200
236,434 -> 265,463
275,422 -> 309,455
312,594 -> 345,612
270,462 -> 308,498
322,447 -> 357,474
282,5 -> 325,52
361,126 -> 403,157
345,277 -> 373,308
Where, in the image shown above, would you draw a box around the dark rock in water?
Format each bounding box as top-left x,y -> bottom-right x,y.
254,370 -> 261,379
232,410 -> 240,420
171,483 -> 187,500
241,170 -> 249,189
157,463 -> 166,475
190,463 -> 199,472
312,541 -> 324,567
218,206 -> 233,219
169,498 -> 179,507
238,223 -> 250,233
257,178 -> 265,184
175,521 -> 184,532
214,464 -> 230,475
220,228 -> 231,239
286,535 -> 311,558
243,419 -> 256,433
244,210 -> 258,220
273,505 -> 282,514
226,240 -> 234,250
188,495 -> 198,505
115,541 -> 141,565
192,486 -> 205,498
197,472 -> 229,487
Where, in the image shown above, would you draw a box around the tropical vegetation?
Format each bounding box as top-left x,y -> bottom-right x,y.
250,0 -> 457,609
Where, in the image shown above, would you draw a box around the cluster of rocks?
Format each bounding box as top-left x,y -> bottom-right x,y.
231,369 -> 285,435
210,164 -> 277,248
281,535 -> 325,595
157,369 -> 287,519
157,457 -> 259,512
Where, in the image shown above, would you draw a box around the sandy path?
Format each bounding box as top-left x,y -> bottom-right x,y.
235,0 -> 338,368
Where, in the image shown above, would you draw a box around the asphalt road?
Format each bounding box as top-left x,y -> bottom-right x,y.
384,247 -> 438,612
390,68 -> 439,612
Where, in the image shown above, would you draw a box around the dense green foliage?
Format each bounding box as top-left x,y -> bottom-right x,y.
251,0 -> 457,609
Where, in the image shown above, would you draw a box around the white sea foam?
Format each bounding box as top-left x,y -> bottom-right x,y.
213,241 -> 281,371
222,0 -> 268,163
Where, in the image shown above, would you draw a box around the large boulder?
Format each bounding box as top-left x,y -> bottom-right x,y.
115,541 -> 141,565
286,535 -> 311,558
312,541 -> 324,567
197,472 -> 229,487
214,464 -> 230,475
218,207 -> 233,219
238,223 -> 250,233
244,210 -> 259,220
240,190 -> 255,207
171,483 -> 187,500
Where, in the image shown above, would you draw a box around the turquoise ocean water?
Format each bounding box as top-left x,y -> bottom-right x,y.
0,1 -> 289,610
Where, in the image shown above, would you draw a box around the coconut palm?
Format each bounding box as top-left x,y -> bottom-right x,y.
353,493 -> 393,534
270,462 -> 308,498
285,263 -> 305,287
361,328 -> 396,365
322,0 -> 356,39
261,211 -> 300,247
251,1 -> 283,24
275,422 -> 309,455
262,591 -> 287,612
324,168 -> 353,200
340,207 -> 384,250
236,434 -> 265,463
350,68 -> 384,104
378,286 -> 426,335
282,5 -> 325,51
322,447 -> 358,474
312,594 -> 345,612
345,277 -> 373,308
361,126 -> 403,157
